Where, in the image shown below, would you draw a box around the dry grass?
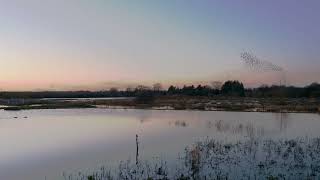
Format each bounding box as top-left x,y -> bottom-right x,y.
65,137 -> 320,180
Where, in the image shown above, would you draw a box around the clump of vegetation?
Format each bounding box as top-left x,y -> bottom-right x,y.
64,137 -> 320,180
135,92 -> 155,106
221,80 -> 245,97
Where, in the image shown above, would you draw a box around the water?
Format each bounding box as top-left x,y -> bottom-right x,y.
0,108 -> 319,180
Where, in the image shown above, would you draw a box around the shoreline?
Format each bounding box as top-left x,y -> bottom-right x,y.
99,106 -> 320,114
1,96 -> 319,114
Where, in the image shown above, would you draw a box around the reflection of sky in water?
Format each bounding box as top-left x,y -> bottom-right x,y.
0,109 -> 319,180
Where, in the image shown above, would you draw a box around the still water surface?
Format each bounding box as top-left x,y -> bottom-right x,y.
0,109 -> 319,180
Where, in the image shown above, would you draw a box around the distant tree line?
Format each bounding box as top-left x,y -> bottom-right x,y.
0,81 -> 319,99
246,82 -> 320,98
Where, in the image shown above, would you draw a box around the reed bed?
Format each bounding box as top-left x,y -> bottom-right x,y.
64,137 -> 320,180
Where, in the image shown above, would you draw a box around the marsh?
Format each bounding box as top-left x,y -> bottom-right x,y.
0,109 -> 319,179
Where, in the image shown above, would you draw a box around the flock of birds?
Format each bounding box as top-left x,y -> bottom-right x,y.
241,52 -> 283,72
240,51 -> 286,85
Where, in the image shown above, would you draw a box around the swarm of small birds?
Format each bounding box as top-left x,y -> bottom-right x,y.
241,52 -> 283,72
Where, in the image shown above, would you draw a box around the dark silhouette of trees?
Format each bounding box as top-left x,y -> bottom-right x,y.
244,83 -> 320,98
167,85 -> 177,95
221,81 -> 245,96
109,87 -> 119,96
0,81 -> 319,99
306,82 -> 320,97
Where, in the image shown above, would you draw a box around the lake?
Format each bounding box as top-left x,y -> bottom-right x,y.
0,108 -> 319,180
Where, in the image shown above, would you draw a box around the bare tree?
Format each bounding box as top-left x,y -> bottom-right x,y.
135,85 -> 150,91
153,83 -> 163,91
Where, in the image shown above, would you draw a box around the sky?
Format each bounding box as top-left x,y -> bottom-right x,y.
0,0 -> 319,91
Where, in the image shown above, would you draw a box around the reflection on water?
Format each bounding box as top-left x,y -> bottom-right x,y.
274,113 -> 290,131
205,113 -> 291,140
211,120 -> 265,139
0,109 -> 319,180
137,110 -> 153,124
172,120 -> 188,127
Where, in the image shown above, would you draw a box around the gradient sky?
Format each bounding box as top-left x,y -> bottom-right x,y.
0,0 -> 319,90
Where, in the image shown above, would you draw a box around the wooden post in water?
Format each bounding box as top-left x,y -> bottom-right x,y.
136,134 -> 139,166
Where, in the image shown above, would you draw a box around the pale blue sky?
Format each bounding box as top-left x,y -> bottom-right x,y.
0,0 -> 319,90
